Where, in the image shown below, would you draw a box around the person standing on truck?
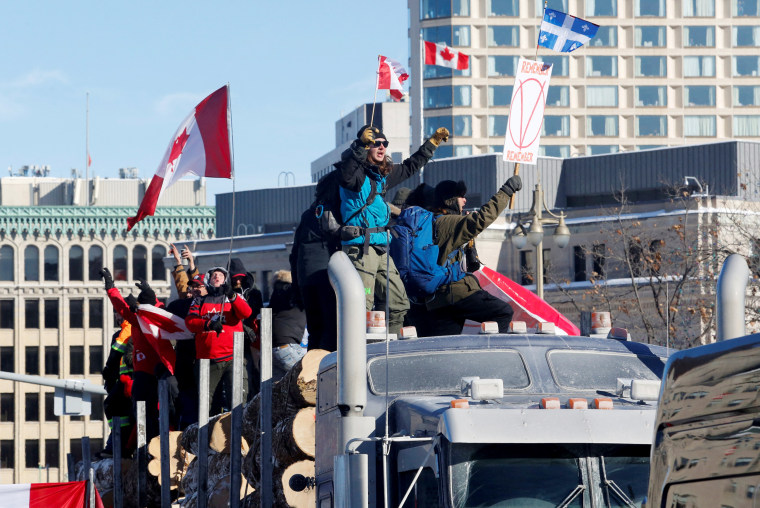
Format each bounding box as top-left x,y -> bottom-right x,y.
410,176 -> 522,336
185,266 -> 252,415
336,124 -> 450,334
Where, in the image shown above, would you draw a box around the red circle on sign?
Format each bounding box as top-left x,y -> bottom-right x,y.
508,77 -> 548,150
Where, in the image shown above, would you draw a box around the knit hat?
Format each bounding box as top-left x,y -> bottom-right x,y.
391,187 -> 412,207
356,124 -> 387,143
434,180 -> 467,208
228,258 -> 247,279
406,183 -> 436,209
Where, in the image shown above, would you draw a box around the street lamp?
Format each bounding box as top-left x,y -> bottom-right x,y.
511,182 -> 570,299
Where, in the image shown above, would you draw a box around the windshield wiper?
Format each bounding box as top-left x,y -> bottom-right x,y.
558,484 -> 585,508
599,456 -> 637,508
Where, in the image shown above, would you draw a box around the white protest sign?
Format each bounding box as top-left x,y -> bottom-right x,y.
502,58 -> 553,165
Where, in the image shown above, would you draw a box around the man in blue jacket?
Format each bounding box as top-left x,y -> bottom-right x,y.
335,124 -> 449,334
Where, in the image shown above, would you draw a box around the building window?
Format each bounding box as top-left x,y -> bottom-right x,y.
542,116 -> 570,136
91,396 -> 103,422
0,246 -> 12,282
1,393 -> 14,422
592,244 -> 606,278
587,116 -> 618,136
88,246 -> 103,281
733,26 -> 760,46
0,347 -> 12,372
635,26 -> 666,47
488,0 -> 518,16
685,85 -> 716,106
24,246 -> 38,281
434,146 -> 454,158
519,251 -> 533,285
636,115 -> 668,136
539,55 -> 568,77
489,145 -> 504,153
44,393 -> 56,421
535,0 -> 567,15
546,86 -> 569,107
586,56 -> 617,77
590,26 -> 617,47
44,346 -> 58,375
424,116 -> 453,138
25,440 -> 39,468
636,86 -> 667,106
574,246 -> 587,281
70,299 -> 84,329
425,86 -> 471,108
587,145 -> 619,155
25,347 -> 38,375
0,301 -> 13,330
635,56 -> 667,77
734,86 -> 760,106
422,0 -> 469,18
684,116 -> 716,136
0,440 -> 13,468
637,145 -> 665,150
684,26 -> 715,47
684,56 -> 715,77
487,26 -> 519,47
488,55 -> 519,76
69,346 -> 84,375
454,115 -> 472,136
454,146 -> 472,157
89,345 -> 103,375
89,299 -> 103,329
488,85 -> 513,106
25,299 -> 39,329
68,245 -> 84,281
587,86 -> 618,107
43,245 -> 58,281
488,115 -> 508,136
25,393 -> 39,422
734,0 -> 759,16
683,0 -> 714,16
133,245 -> 148,281
734,115 -> 760,136
113,245 -> 128,281
733,56 -> 760,76
586,0 -> 616,16
539,145 -> 570,157
44,300 -> 58,329
636,0 -> 665,16
45,439 -> 59,468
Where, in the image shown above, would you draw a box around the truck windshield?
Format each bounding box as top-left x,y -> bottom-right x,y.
448,443 -> 650,507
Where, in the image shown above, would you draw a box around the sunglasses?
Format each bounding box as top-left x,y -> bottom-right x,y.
372,140 -> 389,148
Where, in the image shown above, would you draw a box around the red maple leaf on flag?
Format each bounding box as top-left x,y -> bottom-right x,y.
141,311 -> 186,334
440,47 -> 455,61
166,128 -> 190,175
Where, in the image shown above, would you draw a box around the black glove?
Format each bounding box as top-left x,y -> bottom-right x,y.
135,280 -> 156,305
500,175 -> 522,197
222,282 -> 236,301
100,268 -> 114,290
206,316 -> 224,334
465,244 -> 481,272
125,294 -> 138,313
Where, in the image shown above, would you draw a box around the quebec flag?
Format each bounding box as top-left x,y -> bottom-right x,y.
538,8 -> 599,53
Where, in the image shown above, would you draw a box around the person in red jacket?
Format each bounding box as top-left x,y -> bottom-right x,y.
100,268 -> 177,441
185,266 -> 252,416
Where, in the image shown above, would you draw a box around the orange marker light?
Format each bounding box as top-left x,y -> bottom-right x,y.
594,397 -> 613,409
541,397 -> 560,409
568,398 -> 588,409
451,399 -> 470,409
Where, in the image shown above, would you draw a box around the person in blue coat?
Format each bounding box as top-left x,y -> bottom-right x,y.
334,124 -> 449,334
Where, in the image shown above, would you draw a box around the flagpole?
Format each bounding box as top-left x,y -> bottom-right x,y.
370,56 -> 380,127
418,31 -> 425,183
85,92 -> 89,206
226,83 -> 236,272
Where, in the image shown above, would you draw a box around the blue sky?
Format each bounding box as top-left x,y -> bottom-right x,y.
1,2 -> 409,203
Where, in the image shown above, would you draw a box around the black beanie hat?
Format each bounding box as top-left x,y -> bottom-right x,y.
228,258 -> 247,278
356,124 -> 387,143
406,183 -> 436,209
434,180 -> 467,208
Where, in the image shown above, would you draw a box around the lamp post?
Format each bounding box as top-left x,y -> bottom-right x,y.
511,182 -> 570,299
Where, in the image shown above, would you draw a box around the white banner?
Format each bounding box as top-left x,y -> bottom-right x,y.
502,58 -> 553,165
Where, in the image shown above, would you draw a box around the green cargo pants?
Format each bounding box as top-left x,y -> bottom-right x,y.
344,245 -> 410,335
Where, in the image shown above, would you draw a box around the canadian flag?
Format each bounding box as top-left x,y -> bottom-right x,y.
136,304 -> 194,342
0,481 -> 104,508
377,55 -> 409,101
127,85 -> 232,231
424,41 -> 470,70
